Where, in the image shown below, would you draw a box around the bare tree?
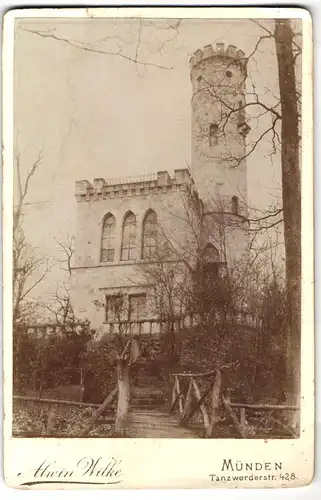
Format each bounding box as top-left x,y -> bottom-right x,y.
133,190 -> 277,375
13,151 -> 49,326
188,19 -> 301,422
54,233 -> 75,276
13,149 -> 51,390
20,19 -> 182,72
93,293 -> 135,354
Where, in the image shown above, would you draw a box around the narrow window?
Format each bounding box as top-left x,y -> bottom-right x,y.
142,210 -> 157,260
202,243 -> 220,278
231,196 -> 238,214
209,123 -> 219,146
203,243 -> 220,264
101,213 -> 116,262
121,211 -> 136,261
129,294 -> 146,320
238,100 -> 245,122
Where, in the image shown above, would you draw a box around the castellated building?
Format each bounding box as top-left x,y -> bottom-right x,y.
70,43 -> 253,338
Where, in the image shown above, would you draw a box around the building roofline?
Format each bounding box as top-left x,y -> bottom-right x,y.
75,169 -> 197,202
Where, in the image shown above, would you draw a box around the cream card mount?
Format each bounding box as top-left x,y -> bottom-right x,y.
2,6 -> 314,489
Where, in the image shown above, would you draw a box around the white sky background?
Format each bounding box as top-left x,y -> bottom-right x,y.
13,17 -> 291,302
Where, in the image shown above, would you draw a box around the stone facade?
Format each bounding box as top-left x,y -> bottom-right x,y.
71,170 -> 200,335
190,42 -> 249,210
71,42 -> 250,336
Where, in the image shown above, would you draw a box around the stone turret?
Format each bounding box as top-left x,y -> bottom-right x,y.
189,42 -> 246,70
190,42 -> 250,261
190,42 -> 249,209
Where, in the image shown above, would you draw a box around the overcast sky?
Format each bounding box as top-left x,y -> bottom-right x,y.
13,17 -> 291,299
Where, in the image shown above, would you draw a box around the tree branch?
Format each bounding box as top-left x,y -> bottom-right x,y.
21,27 -> 174,70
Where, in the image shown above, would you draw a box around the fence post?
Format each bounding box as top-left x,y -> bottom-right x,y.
115,358 -> 130,436
182,378 -> 193,420
222,394 -> 246,438
173,377 -> 182,414
46,405 -> 57,435
206,369 -> 222,438
192,379 -> 210,434
240,407 -> 246,430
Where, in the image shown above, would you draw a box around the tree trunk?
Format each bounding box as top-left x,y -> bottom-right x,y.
274,19 -> 301,431
46,405 -> 57,435
207,369 -> 222,437
115,358 -> 130,436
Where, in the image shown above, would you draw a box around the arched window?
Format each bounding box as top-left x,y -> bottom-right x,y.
142,210 -> 157,260
231,196 -> 238,214
121,211 -> 136,261
201,243 -> 221,281
101,213 -> 116,262
203,243 -> 220,264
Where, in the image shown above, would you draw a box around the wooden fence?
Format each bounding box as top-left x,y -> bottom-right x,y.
170,369 -> 222,437
13,338 -> 139,437
170,370 -> 299,438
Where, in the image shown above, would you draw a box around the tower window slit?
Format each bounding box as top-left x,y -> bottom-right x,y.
209,123 -> 219,146
238,100 -> 245,123
231,196 -> 239,214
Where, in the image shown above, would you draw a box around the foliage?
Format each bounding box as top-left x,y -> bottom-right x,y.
12,401 -> 114,437
82,341 -> 119,404
13,319 -> 95,395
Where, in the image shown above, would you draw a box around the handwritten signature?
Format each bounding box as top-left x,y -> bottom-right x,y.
20,456 -> 123,486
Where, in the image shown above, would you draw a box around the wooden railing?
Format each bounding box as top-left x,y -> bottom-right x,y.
223,394 -> 300,438
170,369 -> 222,438
13,389 -> 102,436
170,370 -> 300,438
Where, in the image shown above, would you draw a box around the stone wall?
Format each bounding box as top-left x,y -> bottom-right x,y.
71,170 -> 200,335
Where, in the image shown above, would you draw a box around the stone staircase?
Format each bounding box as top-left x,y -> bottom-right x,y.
95,356 -> 200,438
127,358 -> 197,438
130,358 -> 167,411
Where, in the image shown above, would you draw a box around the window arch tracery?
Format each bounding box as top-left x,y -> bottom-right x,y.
121,211 -> 136,261
142,210 -> 157,260
101,213 -> 116,262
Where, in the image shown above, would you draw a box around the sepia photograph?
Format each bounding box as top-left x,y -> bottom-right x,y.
2,6 -> 314,489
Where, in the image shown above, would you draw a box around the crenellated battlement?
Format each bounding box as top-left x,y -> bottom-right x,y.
75,169 -> 197,202
189,42 -> 246,70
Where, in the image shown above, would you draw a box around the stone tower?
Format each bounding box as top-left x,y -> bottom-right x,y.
190,43 -> 250,261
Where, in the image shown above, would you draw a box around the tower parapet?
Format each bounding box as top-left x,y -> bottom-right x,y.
190,43 -> 246,71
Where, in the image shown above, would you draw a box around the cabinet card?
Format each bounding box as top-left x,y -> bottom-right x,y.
2,6 -> 314,489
